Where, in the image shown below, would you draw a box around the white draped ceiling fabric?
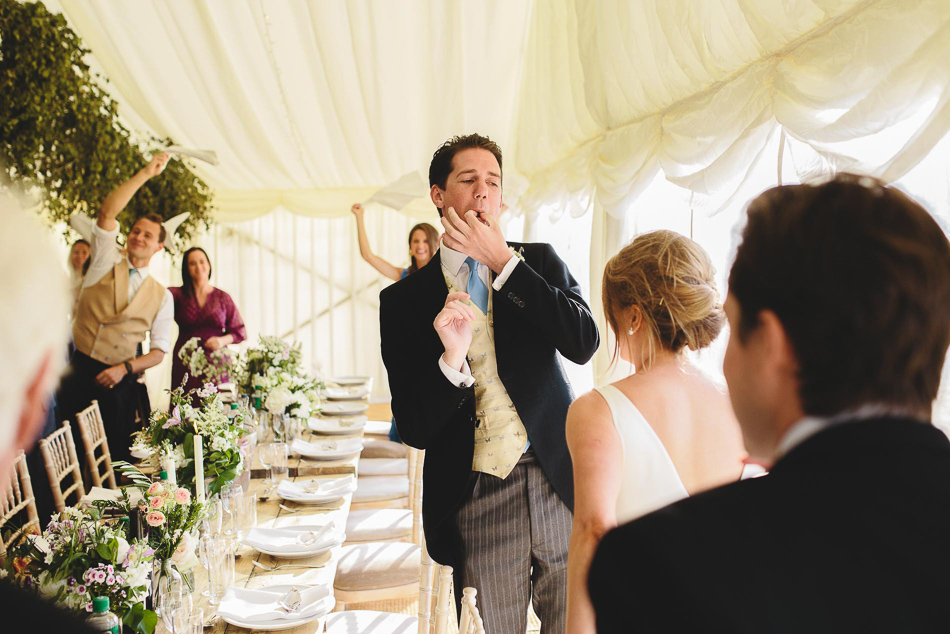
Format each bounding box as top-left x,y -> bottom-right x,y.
45,0 -> 950,403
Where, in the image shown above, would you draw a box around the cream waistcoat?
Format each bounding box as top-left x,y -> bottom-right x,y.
72,260 -> 166,365
443,271 -> 528,479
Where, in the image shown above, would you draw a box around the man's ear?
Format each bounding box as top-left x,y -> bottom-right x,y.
758,309 -> 799,376
430,184 -> 444,217
15,351 -> 54,452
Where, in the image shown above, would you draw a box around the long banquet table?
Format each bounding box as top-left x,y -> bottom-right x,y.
154,405 -> 394,633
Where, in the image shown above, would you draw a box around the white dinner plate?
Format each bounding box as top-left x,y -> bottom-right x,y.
277,478 -> 358,504
246,526 -> 345,559
329,376 -> 372,386
324,385 -> 371,400
130,447 -> 151,460
218,585 -> 334,631
320,401 -> 369,416
308,416 -> 367,435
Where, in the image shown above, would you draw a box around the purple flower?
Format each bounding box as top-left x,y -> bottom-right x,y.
77,585 -> 86,594
67,577 -> 77,587
162,406 -> 182,429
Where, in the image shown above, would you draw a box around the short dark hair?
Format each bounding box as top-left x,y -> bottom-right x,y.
729,174 -> 950,417
181,246 -> 212,298
133,213 -> 166,243
428,134 -> 503,191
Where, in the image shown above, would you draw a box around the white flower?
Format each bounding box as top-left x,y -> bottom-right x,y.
265,386 -> 293,415
170,531 -> 197,568
115,536 -> 131,564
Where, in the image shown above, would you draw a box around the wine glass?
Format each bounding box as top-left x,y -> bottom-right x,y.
269,443 -> 289,483
220,483 -> 244,536
233,492 -> 258,545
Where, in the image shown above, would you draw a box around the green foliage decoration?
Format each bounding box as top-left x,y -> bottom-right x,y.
0,0 -> 213,246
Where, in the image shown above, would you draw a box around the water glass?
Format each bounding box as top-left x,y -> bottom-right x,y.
234,492 -> 259,543
269,443 -> 289,482
172,606 -> 204,634
207,537 -> 235,606
201,496 -> 223,536
220,483 -> 244,536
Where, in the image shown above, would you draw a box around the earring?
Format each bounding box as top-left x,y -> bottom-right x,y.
627,326 -> 635,336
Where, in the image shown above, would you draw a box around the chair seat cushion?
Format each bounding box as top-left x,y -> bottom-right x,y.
360,438 -> 408,459
335,542 -> 421,592
326,610 -> 418,634
345,508 -> 412,543
363,420 -> 393,437
352,476 -> 409,503
359,458 -> 408,477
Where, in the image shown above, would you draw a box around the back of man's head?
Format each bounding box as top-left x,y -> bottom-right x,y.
0,201 -> 69,479
729,174 -> 950,418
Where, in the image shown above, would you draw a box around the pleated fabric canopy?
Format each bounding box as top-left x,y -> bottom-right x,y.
44,0 -> 950,223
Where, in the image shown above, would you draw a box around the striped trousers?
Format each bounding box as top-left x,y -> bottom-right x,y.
452,450 -> 572,634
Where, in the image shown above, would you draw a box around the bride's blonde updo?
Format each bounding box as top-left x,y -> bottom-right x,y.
603,230 -> 725,370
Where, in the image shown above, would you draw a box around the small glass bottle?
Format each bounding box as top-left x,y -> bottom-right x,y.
87,596 -> 121,634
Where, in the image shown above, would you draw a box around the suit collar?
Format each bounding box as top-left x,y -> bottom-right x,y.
440,244 -> 468,276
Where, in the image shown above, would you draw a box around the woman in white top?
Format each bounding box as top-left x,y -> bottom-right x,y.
565,230 -> 746,634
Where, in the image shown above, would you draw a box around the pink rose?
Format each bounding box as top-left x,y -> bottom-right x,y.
174,488 -> 191,505
147,482 -> 163,496
148,496 -> 164,509
145,511 -> 166,527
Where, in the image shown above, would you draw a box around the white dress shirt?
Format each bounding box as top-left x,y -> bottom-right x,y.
438,245 -> 520,387
776,404 -> 917,458
84,223 -> 174,353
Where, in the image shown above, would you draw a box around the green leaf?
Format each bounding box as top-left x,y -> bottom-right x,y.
123,602 -> 158,634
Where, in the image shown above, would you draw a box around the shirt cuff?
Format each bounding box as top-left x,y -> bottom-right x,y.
439,354 -> 475,388
491,255 -> 520,291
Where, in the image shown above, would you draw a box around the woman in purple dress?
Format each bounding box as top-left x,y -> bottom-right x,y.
170,247 -> 247,394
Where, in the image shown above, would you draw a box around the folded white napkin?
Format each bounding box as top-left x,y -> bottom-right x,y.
80,486 -> 143,507
217,585 -> 330,623
277,476 -> 355,500
291,437 -> 362,457
245,523 -> 338,553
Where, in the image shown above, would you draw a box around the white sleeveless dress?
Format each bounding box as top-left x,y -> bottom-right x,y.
594,384 -> 690,524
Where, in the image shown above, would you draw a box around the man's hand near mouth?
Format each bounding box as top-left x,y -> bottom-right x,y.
440,205 -> 512,274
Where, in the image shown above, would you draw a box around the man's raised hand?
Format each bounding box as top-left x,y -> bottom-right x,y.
434,291 -> 476,371
440,206 -> 511,274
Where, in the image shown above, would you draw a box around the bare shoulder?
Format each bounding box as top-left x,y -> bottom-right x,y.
566,389 -> 615,447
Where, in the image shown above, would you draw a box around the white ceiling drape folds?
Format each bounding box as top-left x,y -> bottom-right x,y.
48,0 -> 950,223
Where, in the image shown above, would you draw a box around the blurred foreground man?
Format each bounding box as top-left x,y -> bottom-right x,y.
589,175 -> 950,633
0,202 -> 95,632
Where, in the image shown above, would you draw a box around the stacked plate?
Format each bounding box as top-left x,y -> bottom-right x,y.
217,584 -> 334,631
245,522 -> 344,559
328,375 -> 372,386
308,415 -> 368,435
324,384 -> 371,400
276,475 -> 357,504
319,400 -> 369,416
291,436 -> 363,461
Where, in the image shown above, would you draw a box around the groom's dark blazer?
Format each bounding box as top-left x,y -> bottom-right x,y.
588,416 -> 950,633
379,243 -> 599,567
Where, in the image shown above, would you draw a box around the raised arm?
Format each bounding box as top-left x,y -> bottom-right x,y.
98,153 -> 170,230
565,390 -> 624,634
351,203 -> 403,282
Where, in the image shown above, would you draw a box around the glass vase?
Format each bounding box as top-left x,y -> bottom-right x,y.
152,559 -> 192,630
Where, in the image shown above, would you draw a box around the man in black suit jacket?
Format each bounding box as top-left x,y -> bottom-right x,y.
380,134 -> 598,634
589,175 -> 950,633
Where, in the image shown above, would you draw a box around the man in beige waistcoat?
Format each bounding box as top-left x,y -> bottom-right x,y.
57,153 -> 174,465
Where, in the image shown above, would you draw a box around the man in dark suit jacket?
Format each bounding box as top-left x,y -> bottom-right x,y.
589,175 -> 950,633
380,134 -> 598,634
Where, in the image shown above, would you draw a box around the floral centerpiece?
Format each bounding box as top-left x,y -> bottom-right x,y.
140,381 -> 246,496
177,336 -> 237,386
233,335 -> 322,418
2,507 -> 157,633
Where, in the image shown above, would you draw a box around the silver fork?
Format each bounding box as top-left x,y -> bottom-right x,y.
278,504 -> 303,513
252,560 -> 326,572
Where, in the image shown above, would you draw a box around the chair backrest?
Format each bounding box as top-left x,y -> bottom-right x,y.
416,540 -> 455,634
459,588 -> 485,634
76,400 -> 117,488
408,447 -> 425,544
39,421 -> 86,511
0,451 -> 40,562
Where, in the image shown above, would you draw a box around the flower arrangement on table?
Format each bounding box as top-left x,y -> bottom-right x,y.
232,335 -> 323,418
2,506 -> 157,633
139,381 -> 246,496
177,336 -> 238,386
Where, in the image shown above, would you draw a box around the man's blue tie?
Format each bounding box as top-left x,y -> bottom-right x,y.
464,257 -> 489,314
129,268 -> 138,275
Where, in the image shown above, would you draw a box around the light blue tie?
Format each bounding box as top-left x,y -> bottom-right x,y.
464,257 -> 489,314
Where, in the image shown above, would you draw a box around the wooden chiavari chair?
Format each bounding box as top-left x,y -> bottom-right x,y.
334,447 -> 425,608
39,421 -> 86,512
459,587 -> 486,634
0,451 -> 41,563
76,400 -> 117,489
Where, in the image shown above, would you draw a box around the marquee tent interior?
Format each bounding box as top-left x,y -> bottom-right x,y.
40,0 -> 950,424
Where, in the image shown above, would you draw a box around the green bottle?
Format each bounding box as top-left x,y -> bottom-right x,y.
87,596 -> 121,634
